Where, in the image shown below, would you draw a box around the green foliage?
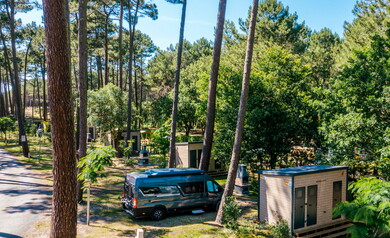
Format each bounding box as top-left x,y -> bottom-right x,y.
88,83 -> 127,134
151,155 -> 168,168
234,219 -> 268,238
250,178 -> 259,196
319,29 -> 390,177
222,196 -> 241,230
24,121 -> 37,136
245,46 -> 317,168
270,219 -> 293,238
240,0 -> 309,54
339,0 -> 389,65
77,146 -> 116,186
0,116 -> 16,141
150,123 -> 170,160
333,177 -> 390,238
119,140 -> 134,159
143,96 -> 172,127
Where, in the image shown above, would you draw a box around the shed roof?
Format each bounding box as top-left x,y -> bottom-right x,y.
175,141 -> 203,146
259,165 -> 348,176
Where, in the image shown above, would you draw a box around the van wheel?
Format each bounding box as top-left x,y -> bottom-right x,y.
151,207 -> 166,221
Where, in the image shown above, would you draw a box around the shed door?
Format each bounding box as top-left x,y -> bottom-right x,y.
307,185 -> 317,226
333,181 -> 342,219
294,187 -> 305,229
189,150 -> 197,168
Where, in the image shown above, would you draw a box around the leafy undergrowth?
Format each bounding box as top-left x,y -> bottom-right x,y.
2,137 -> 270,237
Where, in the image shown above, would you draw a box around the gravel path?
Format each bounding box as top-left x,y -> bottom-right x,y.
0,148 -> 51,238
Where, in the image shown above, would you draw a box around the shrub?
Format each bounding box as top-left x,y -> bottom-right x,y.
152,155 -> 167,168
270,218 -> 292,238
222,196 -> 241,230
250,178 -> 259,196
333,177 -> 390,238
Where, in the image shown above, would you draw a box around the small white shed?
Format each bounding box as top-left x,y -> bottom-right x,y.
258,165 -> 348,235
175,141 -> 222,172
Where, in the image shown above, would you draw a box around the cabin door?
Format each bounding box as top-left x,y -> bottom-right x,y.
307,185 -> 318,226
294,187 -> 306,229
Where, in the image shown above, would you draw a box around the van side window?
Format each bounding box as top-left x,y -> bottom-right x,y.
159,186 -> 180,195
206,181 -> 219,193
179,182 -> 204,194
140,187 -> 161,195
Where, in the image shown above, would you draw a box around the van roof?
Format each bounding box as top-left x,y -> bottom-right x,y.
127,168 -> 205,179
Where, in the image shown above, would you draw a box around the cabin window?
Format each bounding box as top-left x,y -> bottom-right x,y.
179,182 -> 204,194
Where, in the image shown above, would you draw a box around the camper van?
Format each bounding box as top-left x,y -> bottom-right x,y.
120,168 -> 223,220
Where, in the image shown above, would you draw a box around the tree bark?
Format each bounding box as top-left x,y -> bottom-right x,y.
139,60 -> 144,129
168,0 -> 187,168
32,78 -> 36,119
0,70 -> 5,117
215,0 -> 258,224
199,0 -> 227,172
23,39 -> 32,119
126,0 -> 140,145
37,75 -> 42,120
1,69 -> 10,116
77,0 -> 88,203
104,13 -> 109,85
42,48 -> 48,121
5,70 -> 14,115
43,0 -> 78,236
118,0 -> 124,89
7,0 -> 30,157
96,55 -> 103,89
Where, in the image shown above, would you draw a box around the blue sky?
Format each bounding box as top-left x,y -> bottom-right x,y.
19,0 -> 357,49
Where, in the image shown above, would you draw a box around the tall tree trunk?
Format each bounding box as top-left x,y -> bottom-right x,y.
199,0 -> 227,172
97,55 -> 103,89
23,39 -> 32,119
139,60 -> 144,129
126,0 -> 140,145
89,60 -> 93,90
215,0 -> 258,224
104,14 -> 109,85
42,48 -> 48,121
134,59 -> 138,110
5,70 -> 14,115
119,0 -> 124,89
0,70 -> 5,117
37,77 -> 42,120
43,0 -> 77,237
168,0 -> 187,168
42,66 -> 47,120
77,0 -> 88,203
1,69 -> 10,116
32,79 -> 35,119
4,2 -> 30,157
